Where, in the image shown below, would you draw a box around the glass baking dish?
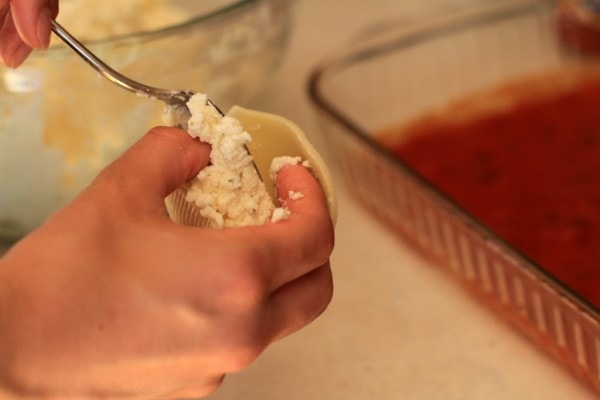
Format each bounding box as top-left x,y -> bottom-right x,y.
309,0 -> 600,393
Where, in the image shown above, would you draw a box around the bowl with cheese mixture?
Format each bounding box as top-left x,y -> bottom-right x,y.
0,0 -> 294,240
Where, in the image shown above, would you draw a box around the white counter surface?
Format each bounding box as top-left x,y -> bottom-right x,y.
1,1 -> 598,399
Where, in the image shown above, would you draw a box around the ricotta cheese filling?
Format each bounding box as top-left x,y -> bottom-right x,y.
164,93 -> 299,228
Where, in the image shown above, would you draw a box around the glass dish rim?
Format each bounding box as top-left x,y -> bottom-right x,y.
41,0 -> 263,51
307,0 -> 600,317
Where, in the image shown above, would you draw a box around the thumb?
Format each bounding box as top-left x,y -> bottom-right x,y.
91,127 -> 210,215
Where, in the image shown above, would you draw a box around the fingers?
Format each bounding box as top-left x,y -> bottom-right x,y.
0,6 -> 31,68
0,0 -> 58,67
274,164 -> 331,218
258,166 -> 335,341
90,127 -> 210,217
10,0 -> 55,49
160,376 -> 224,400
267,262 -> 333,341
262,166 -> 335,339
248,164 -> 335,291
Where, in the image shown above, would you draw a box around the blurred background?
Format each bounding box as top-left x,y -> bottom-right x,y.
1,0 -> 599,399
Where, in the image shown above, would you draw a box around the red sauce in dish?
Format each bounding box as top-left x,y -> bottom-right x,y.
557,0 -> 600,55
387,74 -> 600,306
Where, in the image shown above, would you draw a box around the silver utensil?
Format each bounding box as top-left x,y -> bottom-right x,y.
50,19 -> 223,116
51,19 -> 262,180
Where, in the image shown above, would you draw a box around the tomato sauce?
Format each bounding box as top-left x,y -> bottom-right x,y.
387,76 -> 600,306
557,0 -> 600,56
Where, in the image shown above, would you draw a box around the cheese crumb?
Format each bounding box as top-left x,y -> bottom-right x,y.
164,93 -> 287,227
269,156 -> 311,182
270,207 -> 291,223
288,191 -> 304,200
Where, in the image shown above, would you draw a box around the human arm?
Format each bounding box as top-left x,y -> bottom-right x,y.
0,126 -> 335,399
0,0 -> 58,67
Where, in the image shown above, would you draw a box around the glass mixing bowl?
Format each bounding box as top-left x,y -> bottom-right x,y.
0,0 -> 294,240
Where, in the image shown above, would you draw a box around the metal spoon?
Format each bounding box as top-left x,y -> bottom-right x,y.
51,19 -> 262,180
50,19 -> 223,117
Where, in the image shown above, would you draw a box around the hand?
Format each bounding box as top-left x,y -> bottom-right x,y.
0,127 -> 335,399
0,0 -> 58,67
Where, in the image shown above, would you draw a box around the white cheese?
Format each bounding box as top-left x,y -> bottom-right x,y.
165,93 -> 298,228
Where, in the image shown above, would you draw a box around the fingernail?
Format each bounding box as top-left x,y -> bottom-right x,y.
6,42 -> 32,68
36,7 -> 51,49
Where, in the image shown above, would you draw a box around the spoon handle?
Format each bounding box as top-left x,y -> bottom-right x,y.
50,20 -> 165,99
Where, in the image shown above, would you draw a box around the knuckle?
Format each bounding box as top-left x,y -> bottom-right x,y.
309,266 -> 334,319
322,224 -> 335,255
224,339 -> 266,372
145,125 -> 181,139
216,252 -> 269,311
312,219 -> 335,265
220,277 -> 265,311
168,376 -> 225,399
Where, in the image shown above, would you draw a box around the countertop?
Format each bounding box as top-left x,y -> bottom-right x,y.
1,1 -> 598,399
